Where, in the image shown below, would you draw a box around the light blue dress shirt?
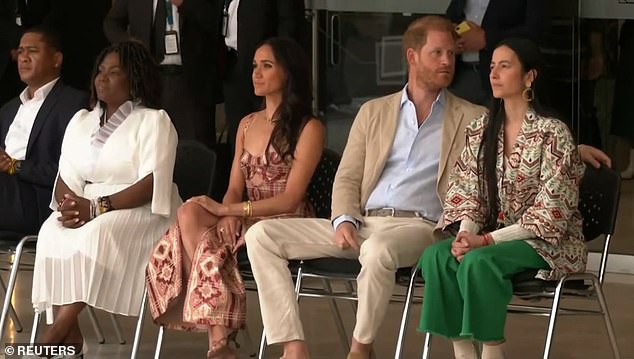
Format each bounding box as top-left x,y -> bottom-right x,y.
333,86 -> 445,230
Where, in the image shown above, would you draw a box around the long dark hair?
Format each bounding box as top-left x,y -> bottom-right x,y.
89,41 -> 161,109
478,38 -> 554,231
259,37 -> 314,162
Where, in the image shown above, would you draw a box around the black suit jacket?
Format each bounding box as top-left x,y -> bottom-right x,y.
0,80 -> 88,223
447,0 -> 547,93
103,0 -> 223,106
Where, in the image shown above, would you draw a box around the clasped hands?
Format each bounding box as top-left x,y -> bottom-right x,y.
57,193 -> 91,228
451,231 -> 488,262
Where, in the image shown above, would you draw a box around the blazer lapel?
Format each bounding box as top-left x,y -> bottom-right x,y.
373,93 -> 400,181
26,81 -> 62,155
0,99 -> 21,148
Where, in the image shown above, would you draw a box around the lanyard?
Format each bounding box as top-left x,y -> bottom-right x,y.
223,0 -> 232,14
165,0 -> 174,28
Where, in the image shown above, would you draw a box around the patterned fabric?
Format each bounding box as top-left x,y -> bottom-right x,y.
443,109 -> 587,280
146,140 -> 313,331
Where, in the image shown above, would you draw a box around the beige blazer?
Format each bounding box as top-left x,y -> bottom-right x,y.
331,89 -> 486,230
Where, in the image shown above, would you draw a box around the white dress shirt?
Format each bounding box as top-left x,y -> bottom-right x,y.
5,78 -> 59,160
333,86 -> 445,230
462,0 -> 491,63
224,0 -> 240,50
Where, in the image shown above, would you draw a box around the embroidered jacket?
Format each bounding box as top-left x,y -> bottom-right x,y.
443,109 -> 587,280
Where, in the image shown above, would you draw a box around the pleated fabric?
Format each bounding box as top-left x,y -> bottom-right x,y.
31,106 -> 180,324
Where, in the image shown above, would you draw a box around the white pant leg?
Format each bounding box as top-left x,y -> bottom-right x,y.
353,217 -> 435,343
245,218 -> 358,344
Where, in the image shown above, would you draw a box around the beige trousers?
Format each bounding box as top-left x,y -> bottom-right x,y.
244,216 -> 436,345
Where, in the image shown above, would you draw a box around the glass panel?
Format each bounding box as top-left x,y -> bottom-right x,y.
317,12 -> 429,153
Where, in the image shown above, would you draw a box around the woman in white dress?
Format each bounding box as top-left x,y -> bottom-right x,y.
30,41 -> 180,356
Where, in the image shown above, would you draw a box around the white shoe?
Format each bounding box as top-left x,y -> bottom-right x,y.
621,167 -> 634,179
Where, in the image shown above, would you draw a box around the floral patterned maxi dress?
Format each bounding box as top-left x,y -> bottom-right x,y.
145,146 -> 313,331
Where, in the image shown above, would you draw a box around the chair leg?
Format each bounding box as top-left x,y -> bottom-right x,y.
0,277 -> 23,335
257,327 -> 267,359
130,286 -> 148,359
542,280 -> 565,359
343,281 -> 357,312
110,313 -> 126,344
30,311 -> 40,345
0,235 -> 35,339
421,332 -> 432,359
322,279 -> 350,354
86,307 -> 106,344
395,267 -> 419,359
593,278 -> 621,359
153,325 -> 164,359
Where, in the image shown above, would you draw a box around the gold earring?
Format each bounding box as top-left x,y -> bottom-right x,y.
522,87 -> 534,102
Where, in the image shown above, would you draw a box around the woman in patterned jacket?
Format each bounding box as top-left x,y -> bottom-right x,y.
418,38 -> 586,359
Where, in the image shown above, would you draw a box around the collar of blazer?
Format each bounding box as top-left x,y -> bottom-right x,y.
25,80 -> 64,156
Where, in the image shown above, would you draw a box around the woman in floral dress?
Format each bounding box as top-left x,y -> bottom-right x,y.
146,37 -> 325,359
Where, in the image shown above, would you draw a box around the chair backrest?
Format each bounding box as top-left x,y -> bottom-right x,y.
578,165 -> 621,284
578,165 -> 621,242
306,148 -> 341,219
173,140 -> 217,201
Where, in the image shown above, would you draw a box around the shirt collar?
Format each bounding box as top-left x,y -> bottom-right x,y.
399,84 -> 446,110
96,100 -> 138,120
19,77 -> 60,104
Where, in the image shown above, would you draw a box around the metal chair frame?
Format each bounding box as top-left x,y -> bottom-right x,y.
0,234 -> 126,345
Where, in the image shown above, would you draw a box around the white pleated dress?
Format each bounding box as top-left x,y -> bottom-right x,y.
31,105 -> 181,324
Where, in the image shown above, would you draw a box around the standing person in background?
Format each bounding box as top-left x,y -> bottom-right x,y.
611,20 -> 634,179
222,0 -> 306,152
46,0 -> 111,91
446,0 -> 547,105
103,0 -> 222,148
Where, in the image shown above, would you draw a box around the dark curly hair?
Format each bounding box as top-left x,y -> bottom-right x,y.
259,37 -> 314,162
89,41 -> 161,109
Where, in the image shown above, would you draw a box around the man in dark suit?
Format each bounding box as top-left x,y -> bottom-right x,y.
446,0 -> 547,105
0,26 -> 87,234
103,0 -> 222,148
222,0 -> 306,150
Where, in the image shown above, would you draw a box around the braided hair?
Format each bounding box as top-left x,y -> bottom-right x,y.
89,41 -> 161,109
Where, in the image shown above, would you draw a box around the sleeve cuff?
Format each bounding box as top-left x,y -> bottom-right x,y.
489,224 -> 534,243
459,219 -> 480,234
332,214 -> 360,231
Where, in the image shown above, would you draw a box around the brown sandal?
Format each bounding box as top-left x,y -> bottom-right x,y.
207,331 -> 240,359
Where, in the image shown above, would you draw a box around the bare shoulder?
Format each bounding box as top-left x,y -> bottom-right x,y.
301,117 -> 326,135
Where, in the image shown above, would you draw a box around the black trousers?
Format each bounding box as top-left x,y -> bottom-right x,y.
222,50 -> 261,152
160,66 -> 216,148
0,173 -> 41,234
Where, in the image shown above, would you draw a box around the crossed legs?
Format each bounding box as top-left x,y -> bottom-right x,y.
176,202 -> 238,357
